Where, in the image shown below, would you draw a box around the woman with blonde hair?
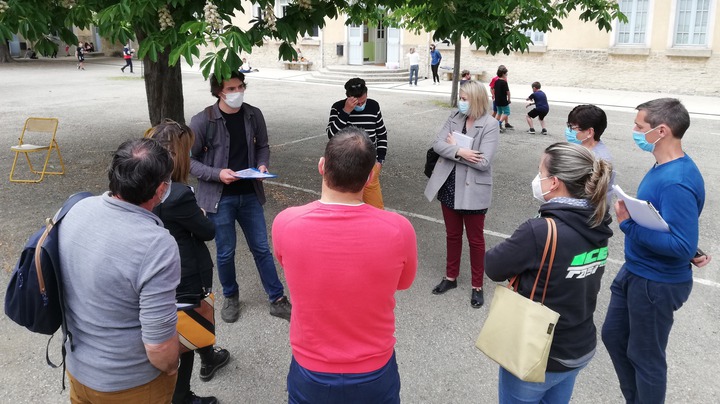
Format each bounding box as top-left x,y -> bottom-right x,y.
485,142 -> 614,403
148,120 -> 230,404
425,81 -> 499,308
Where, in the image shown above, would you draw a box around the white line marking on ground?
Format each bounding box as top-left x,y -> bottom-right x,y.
408,108 -> 440,116
268,181 -> 720,288
274,134 -> 325,148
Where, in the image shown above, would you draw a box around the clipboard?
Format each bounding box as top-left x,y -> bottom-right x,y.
452,131 -> 474,149
612,184 -> 670,232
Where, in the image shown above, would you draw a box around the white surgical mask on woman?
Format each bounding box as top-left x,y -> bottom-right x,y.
531,173 -> 551,203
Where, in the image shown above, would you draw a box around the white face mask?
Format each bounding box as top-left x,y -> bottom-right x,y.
160,180 -> 172,203
531,173 -> 551,203
223,91 -> 244,109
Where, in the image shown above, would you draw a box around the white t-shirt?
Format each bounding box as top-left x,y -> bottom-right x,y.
407,52 -> 420,66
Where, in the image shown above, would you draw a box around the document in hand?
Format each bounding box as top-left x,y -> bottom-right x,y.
612,184 -> 670,232
233,168 -> 278,179
452,131 -> 475,149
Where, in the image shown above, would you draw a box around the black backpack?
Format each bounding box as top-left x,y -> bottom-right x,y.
4,192 -> 92,384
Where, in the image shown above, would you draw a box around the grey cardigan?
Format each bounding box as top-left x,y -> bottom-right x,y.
424,111 -> 499,210
189,102 -> 270,213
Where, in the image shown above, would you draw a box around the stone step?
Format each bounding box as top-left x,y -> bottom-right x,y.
312,72 -> 411,81
324,65 -> 409,75
306,76 -> 414,85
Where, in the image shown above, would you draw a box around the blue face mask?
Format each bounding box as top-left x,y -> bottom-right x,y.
565,128 -> 581,144
633,126 -> 661,152
458,100 -> 470,115
354,103 -> 366,112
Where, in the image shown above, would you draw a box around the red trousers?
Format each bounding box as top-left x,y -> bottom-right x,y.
441,204 -> 486,288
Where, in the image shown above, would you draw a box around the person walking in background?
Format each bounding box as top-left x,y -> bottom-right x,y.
460,70 -> 471,86
326,77 -> 388,209
602,98 -> 708,404
149,121 -> 231,404
526,81 -> 549,135
489,65 -> 506,119
189,70 -> 292,324
75,42 -> 85,70
121,42 -> 134,73
407,47 -> 419,86
493,66 -> 512,132
430,44 -> 442,85
486,142 -> 614,404
425,81 -> 499,308
59,138 -> 181,403
273,127 -> 417,404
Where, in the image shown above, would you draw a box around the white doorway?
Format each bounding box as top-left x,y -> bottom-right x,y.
348,25 -> 363,65
374,22 -> 386,64
386,27 -> 400,65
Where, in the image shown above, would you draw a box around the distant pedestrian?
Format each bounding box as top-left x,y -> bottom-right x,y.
459,70 -> 471,86
75,42 -> 85,70
526,81 -> 549,135
493,66 -> 512,131
430,44 -> 442,85
65,44 -> 70,57
121,42 -> 134,73
407,48 -> 419,86
489,65 -> 505,119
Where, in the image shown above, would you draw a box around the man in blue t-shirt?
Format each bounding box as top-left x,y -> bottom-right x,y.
602,98 -> 710,404
525,81 -> 549,135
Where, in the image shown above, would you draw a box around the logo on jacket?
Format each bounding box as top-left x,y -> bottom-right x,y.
566,247 -> 608,279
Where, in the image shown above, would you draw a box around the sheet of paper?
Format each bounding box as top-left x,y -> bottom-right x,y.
613,184 -> 670,232
233,168 -> 278,179
452,131 -> 474,149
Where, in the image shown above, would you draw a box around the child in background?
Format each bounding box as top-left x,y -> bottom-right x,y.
489,65 -> 504,118
526,82 -> 549,135
493,66 -> 512,132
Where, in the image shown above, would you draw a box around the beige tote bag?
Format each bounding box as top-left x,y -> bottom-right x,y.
475,218 -> 560,383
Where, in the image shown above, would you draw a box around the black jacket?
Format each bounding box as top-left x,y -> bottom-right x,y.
153,183 -> 215,297
485,201 -> 613,371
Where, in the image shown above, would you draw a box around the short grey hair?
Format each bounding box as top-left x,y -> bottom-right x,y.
636,98 -> 690,139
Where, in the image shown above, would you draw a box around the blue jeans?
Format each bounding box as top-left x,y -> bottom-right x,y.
208,193 -> 284,301
601,266 -> 692,404
287,353 -> 400,404
409,65 -> 419,85
498,364 -> 586,404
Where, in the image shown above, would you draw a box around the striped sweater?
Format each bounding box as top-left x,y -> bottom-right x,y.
326,98 -> 388,161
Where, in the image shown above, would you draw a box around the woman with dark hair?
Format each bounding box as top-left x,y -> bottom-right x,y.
149,120 -> 230,404
485,142 -> 614,403
425,81 -> 499,308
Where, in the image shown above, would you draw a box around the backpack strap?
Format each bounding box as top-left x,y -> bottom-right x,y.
202,106 -> 216,161
43,191 -> 93,390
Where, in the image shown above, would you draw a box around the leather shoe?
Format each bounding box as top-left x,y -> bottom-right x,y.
471,288 -> 484,308
432,278 -> 457,295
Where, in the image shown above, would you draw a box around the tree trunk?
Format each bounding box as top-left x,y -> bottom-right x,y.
449,36 -> 462,107
142,50 -> 185,125
136,30 -> 185,125
0,42 -> 14,63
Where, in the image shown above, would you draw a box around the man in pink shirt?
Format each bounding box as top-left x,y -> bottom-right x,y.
272,127 -> 418,404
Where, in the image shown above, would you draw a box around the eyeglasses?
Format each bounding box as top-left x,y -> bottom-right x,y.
566,123 -> 582,131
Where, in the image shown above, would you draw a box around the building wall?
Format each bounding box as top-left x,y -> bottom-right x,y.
225,1 -> 719,95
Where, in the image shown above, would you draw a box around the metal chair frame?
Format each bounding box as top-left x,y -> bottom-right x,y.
9,117 -> 65,183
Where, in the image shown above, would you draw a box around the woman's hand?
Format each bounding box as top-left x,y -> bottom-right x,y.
457,148 -> 483,164
445,132 -> 456,145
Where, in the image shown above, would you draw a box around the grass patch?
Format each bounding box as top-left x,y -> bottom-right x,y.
108,76 -> 144,81
431,99 -> 453,108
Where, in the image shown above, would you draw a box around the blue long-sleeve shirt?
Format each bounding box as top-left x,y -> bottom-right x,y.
621,154 -> 705,283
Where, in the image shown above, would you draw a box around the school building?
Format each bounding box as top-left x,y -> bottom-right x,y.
233,0 -> 719,96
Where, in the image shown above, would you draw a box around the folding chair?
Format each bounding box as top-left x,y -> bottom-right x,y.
9,117 -> 65,183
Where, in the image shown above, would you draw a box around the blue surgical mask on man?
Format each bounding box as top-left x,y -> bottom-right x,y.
632,126 -> 661,152
458,100 -> 470,115
354,103 -> 366,112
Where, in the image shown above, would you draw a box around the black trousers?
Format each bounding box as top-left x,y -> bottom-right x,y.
172,346 -> 214,403
431,64 -> 440,82
122,58 -> 133,72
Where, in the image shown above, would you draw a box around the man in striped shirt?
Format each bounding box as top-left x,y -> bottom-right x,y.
326,77 -> 387,209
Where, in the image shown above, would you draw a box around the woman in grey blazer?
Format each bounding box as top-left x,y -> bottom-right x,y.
424,81 -> 500,308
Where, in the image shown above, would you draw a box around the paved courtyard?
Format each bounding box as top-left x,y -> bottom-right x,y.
0,57 -> 718,403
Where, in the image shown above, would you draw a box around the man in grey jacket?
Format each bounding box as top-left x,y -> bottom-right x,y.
59,138 -> 180,402
189,70 -> 291,323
